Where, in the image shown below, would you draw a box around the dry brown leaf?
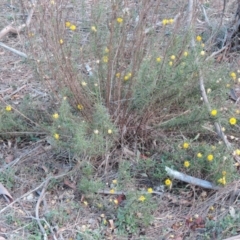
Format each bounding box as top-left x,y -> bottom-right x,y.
63,178 -> 76,190
5,154 -> 14,163
108,219 -> 115,230
0,182 -> 13,202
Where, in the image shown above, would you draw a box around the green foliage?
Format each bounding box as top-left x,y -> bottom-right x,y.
116,191 -> 156,235
204,212 -> 240,239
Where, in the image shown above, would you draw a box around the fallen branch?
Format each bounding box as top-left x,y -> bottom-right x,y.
165,166 -> 221,190
0,5 -> 35,40
0,42 -> 28,58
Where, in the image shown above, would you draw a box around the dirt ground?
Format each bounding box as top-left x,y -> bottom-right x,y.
1,0 -> 240,240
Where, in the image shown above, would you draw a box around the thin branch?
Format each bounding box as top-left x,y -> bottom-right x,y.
0,42 -> 27,58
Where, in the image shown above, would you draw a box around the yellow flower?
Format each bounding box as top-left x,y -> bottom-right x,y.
169,61 -> 173,66
147,188 -> 153,193
200,51 -> 205,56
91,26 -> 97,32
138,195 -> 146,202
114,199 -> 118,205
207,88 -> 211,93
229,117 -> 237,125
196,35 -> 202,42
207,154 -> 214,161
183,142 -> 189,149
5,105 -> 12,111
218,176 -> 226,185
102,56 -> 108,63
94,129 -> 99,134
108,129 -> 112,134
235,149 -> 240,155
209,206 -> 215,211
170,55 -> 176,60
197,153 -> 202,158
230,72 -> 236,80
52,113 -> 59,119
116,17 -> 123,23
109,189 -> 115,194
65,21 -> 71,27
127,72 -> 132,77
83,201 -> 88,206
183,51 -> 188,57
169,18 -> 174,24
81,81 -> 87,86
69,24 -> 76,31
210,109 -> 218,117
124,75 -> 129,81
222,171 -> 226,176
165,179 -> 172,186
112,179 -> 117,184
236,110 -> 240,114
226,83 -> 231,88
184,161 -> 190,168
156,57 -> 161,62
54,133 -> 59,140
77,104 -> 83,110
105,47 -> 109,53
116,73 -> 120,78
59,39 -> 64,44
162,19 -> 168,25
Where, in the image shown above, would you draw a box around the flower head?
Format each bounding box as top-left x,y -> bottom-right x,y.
112,179 -> 117,184
138,195 -> 146,202
59,39 -> 64,44
5,105 -> 12,111
65,21 -> 71,27
207,154 -> 214,161
210,109 -> 218,117
218,176 -> 226,185
94,129 -> 99,134
229,117 -> 237,125
230,72 -> 237,80
197,153 -> 202,158
170,55 -> 176,60
116,73 -> 120,78
183,142 -> 189,149
169,19 -> 174,24
117,17 -> 123,23
52,113 -> 59,119
54,133 -> 59,140
184,161 -> 190,168
165,178 -> 172,187
91,26 -> 97,32
169,61 -> 173,66
69,24 -> 76,31
81,81 -> 87,86
200,51 -> 205,56
183,51 -> 188,57
109,189 -> 115,194
147,188 -> 153,193
162,19 -> 169,25
196,35 -> 202,42
114,199 -> 118,205
77,104 -> 83,110
108,129 -> 112,134
102,56 -> 108,63
156,57 -> 161,62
